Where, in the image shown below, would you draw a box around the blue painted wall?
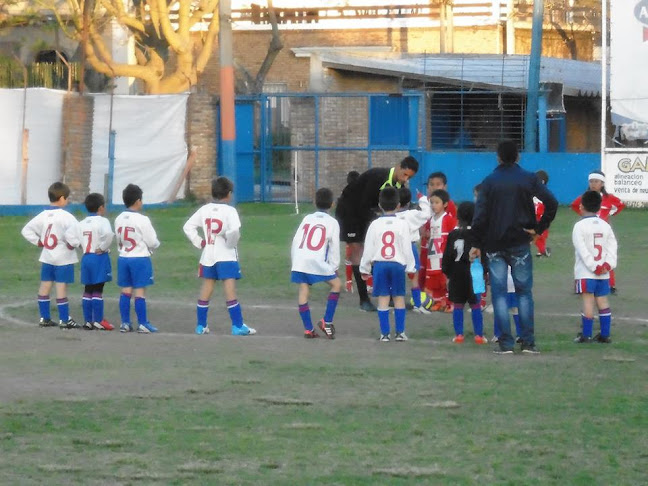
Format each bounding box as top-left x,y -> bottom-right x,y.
409,152 -> 601,205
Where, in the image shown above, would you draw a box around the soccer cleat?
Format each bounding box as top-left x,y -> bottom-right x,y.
137,322 -> 159,333
120,322 -> 133,333
521,344 -> 540,354
304,329 -> 319,339
59,317 -> 81,330
83,321 -> 94,331
94,319 -> 114,331
452,334 -> 465,343
359,300 -> 377,312
39,317 -> 57,328
195,324 -> 210,335
317,319 -> 335,339
593,333 -> 611,344
491,335 -> 500,344
493,348 -> 514,355
232,323 -> 256,336
474,335 -> 488,345
430,302 -> 444,312
544,247 -> 552,257
412,306 -> 432,315
573,333 -> 592,344
394,332 -> 408,341
379,334 -> 390,342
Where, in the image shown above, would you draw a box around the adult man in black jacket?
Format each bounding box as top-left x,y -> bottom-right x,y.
470,141 -> 558,354
336,156 -> 419,311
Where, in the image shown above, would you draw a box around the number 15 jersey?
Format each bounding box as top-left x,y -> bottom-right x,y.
291,211 -> 340,276
114,210 -> 160,258
183,202 -> 241,266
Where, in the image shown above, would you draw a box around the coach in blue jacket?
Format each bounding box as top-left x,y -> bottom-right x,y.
470,140 -> 558,355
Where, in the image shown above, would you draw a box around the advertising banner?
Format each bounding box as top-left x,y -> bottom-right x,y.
603,152 -> 648,202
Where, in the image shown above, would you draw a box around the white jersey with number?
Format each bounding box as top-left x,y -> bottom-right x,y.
77,215 -> 114,254
360,215 -> 415,275
183,203 -> 241,266
114,211 -> 160,258
291,211 -> 340,276
396,195 -> 432,243
572,215 -> 618,280
21,207 -> 80,265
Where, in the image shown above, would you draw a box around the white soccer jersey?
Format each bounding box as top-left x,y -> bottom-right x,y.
78,215 -> 114,254
183,203 -> 241,266
396,195 -> 432,243
114,211 -> 160,258
21,208 -> 80,265
291,211 -> 340,276
572,216 -> 618,280
360,215 -> 415,275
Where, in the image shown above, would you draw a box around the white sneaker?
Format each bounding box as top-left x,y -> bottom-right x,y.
412,306 -> 432,315
394,332 -> 408,341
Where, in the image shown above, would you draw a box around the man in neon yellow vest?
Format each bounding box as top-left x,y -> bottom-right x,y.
335,156 -> 419,311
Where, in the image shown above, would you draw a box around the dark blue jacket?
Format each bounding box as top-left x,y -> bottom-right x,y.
472,163 -> 558,252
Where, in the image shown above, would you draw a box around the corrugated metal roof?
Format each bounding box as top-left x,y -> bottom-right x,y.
314,52 -> 601,97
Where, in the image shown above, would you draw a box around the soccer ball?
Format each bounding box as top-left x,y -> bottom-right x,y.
410,291 -> 434,310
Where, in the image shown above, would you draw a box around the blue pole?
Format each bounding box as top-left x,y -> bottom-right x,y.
538,92 -> 548,153
108,130 -> 116,206
260,95 -> 267,202
524,0 -> 545,152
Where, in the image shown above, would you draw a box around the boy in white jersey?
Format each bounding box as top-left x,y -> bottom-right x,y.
114,184 -> 160,333
291,188 -> 341,339
77,193 -> 114,331
21,182 -> 81,329
572,190 -> 618,343
183,177 -> 256,336
396,187 -> 431,314
360,186 -> 416,342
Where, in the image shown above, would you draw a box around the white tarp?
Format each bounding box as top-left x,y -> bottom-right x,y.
0,88 -> 65,205
610,0 -> 648,124
90,93 -> 189,204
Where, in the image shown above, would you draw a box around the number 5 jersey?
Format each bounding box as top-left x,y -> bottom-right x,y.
183,202 -> 241,265
291,211 -> 340,276
572,215 -> 618,280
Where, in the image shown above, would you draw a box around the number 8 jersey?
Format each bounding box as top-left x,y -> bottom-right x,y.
360,215 -> 415,275
291,211 -> 340,276
183,202 -> 242,266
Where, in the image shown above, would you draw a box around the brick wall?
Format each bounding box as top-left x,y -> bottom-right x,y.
186,93 -> 218,201
290,95 -> 412,201
61,94 -> 93,202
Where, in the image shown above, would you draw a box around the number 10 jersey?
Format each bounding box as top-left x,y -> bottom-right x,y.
291,211 -> 340,276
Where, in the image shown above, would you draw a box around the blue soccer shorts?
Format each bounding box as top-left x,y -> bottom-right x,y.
291,271 -> 336,285
118,257 -> 154,288
81,253 -> 112,285
199,261 -> 242,280
574,278 -> 610,297
41,263 -> 74,284
372,261 -> 406,297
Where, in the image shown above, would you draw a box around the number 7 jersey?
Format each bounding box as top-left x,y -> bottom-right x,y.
291,211 -> 340,276
183,202 -> 241,266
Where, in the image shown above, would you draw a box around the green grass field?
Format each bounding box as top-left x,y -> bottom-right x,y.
0,204 -> 646,485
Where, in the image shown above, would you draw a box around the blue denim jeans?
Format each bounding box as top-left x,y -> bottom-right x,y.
487,244 -> 535,350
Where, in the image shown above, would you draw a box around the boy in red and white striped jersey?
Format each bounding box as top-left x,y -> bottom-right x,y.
21,182 -> 81,329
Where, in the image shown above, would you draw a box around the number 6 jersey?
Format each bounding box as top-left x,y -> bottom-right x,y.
21,207 -> 80,265
183,202 -> 241,266
572,215 -> 618,280
291,211 -> 340,276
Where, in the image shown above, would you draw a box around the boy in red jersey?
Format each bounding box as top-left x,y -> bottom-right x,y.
570,170 -> 625,293
424,189 -> 457,311
533,170 -> 551,257
419,172 -> 456,289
